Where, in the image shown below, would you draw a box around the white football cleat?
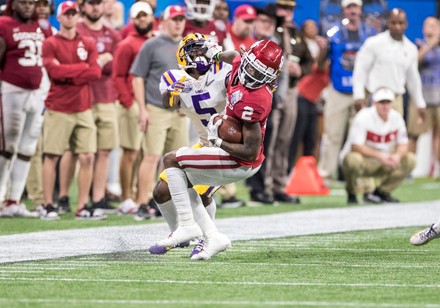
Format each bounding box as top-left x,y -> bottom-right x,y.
157,224 -> 202,247
410,224 -> 440,246
0,202 -> 39,218
191,232 -> 231,260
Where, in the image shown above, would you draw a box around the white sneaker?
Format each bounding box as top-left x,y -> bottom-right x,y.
0,201 -> 39,218
117,198 -> 138,215
157,224 -> 202,247
191,232 -> 231,260
410,224 -> 440,245
38,204 -> 60,221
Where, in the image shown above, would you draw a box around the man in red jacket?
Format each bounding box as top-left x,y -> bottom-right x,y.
40,1 -> 106,220
111,1 -> 154,214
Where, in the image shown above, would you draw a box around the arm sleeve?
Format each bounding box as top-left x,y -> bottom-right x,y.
352,38 -> 375,100
71,40 -> 102,85
406,48 -> 426,108
348,113 -> 367,146
42,40 -> 88,79
112,43 -> 133,106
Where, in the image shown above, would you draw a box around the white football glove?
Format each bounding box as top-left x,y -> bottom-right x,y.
203,40 -> 223,62
207,113 -> 223,147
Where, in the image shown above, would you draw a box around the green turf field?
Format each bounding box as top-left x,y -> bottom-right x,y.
2,178 -> 440,307
0,228 -> 439,307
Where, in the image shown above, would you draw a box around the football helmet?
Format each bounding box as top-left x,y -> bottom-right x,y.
177,33 -> 211,73
184,0 -> 216,21
238,40 -> 284,89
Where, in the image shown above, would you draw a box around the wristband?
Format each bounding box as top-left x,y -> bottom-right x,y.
214,138 -> 223,148
214,52 -> 221,62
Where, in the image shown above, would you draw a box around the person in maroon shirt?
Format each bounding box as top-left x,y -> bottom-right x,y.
41,0 -> 104,220
111,1 -> 153,214
0,0 -> 51,218
224,4 -> 257,51
153,40 -> 284,260
55,0 -> 122,215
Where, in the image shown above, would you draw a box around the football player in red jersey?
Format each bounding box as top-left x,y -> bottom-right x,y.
0,0 -> 52,217
153,39 -> 284,260
183,0 -> 227,48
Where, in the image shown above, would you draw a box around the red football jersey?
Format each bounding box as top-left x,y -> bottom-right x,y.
76,22 -> 122,103
225,55 -> 273,168
183,19 -> 227,46
43,33 -> 101,113
0,16 -> 51,89
111,32 -> 147,108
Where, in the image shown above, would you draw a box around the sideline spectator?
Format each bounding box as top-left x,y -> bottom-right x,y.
318,0 -> 376,180
340,88 -> 416,204
130,5 -> 188,220
213,0 -> 229,24
407,16 -> 440,176
224,4 -> 256,51
353,8 -> 426,115
112,1 -> 154,214
41,0 -> 105,220
289,26 -> 329,165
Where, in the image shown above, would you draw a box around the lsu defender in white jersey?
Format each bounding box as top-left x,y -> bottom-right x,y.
159,48 -> 231,145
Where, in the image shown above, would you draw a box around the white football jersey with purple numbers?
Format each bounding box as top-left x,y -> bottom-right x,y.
159,61 -> 232,146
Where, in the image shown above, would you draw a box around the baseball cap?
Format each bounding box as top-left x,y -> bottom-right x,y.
56,1 -> 78,17
130,2 -> 153,19
276,0 -> 296,8
234,4 -> 257,21
341,0 -> 363,8
372,88 -> 395,103
163,5 -> 185,20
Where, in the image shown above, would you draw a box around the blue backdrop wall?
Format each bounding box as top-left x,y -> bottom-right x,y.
49,0 -> 437,42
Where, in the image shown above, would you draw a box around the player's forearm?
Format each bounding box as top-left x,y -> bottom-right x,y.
220,141 -> 259,161
0,37 -> 6,65
218,50 -> 240,64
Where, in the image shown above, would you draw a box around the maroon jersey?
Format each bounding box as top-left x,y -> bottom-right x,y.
226,55 -> 273,168
76,22 -> 121,103
184,19 -> 227,46
0,16 -> 51,89
42,33 -> 101,113
111,32 -> 147,108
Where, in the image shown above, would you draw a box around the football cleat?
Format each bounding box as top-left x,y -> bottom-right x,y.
191,232 -> 231,260
157,224 -> 203,247
190,238 -> 205,257
149,241 -> 190,255
410,224 -> 440,246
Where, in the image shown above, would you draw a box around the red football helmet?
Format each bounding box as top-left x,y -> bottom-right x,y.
238,40 -> 284,89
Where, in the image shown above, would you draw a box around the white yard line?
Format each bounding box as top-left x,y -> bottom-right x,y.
1,201 -> 439,263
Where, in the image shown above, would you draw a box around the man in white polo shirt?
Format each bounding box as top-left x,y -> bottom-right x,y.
352,8 -> 426,118
340,87 -> 416,204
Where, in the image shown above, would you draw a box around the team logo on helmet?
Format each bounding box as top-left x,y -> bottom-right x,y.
177,33 -> 211,74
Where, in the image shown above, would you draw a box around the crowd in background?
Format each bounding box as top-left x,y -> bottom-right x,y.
0,0 -> 439,220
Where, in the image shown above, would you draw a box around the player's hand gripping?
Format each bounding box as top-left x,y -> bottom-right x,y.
207,113 -> 223,148
167,76 -> 186,107
203,40 -> 223,62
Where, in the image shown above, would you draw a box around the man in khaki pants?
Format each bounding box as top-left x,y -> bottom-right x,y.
340,88 -> 416,204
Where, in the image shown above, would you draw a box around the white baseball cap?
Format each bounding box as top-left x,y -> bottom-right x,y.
372,88 -> 395,103
130,2 -> 153,19
341,0 -> 362,8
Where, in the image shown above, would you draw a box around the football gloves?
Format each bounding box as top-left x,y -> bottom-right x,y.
203,40 -> 223,62
167,76 -> 187,107
207,113 -> 223,148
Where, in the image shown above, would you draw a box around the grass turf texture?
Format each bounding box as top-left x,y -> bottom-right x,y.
0,228 -> 440,307
2,177 -> 440,236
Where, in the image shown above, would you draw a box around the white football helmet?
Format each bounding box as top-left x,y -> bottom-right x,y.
184,0 -> 216,21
